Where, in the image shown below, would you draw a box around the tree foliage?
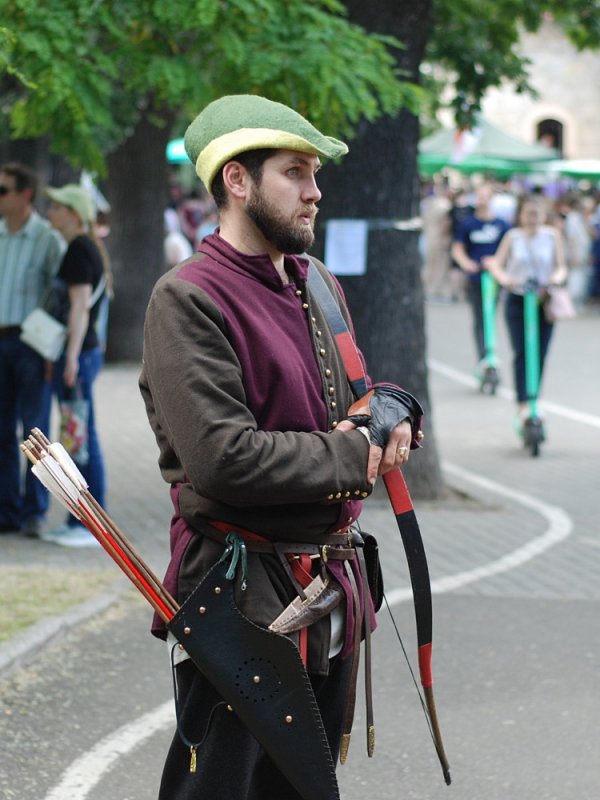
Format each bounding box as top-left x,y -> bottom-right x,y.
427,1 -> 600,126
0,0 -> 418,174
2,1 -> 599,173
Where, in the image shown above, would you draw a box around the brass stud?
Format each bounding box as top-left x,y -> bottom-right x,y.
319,348 -> 326,357
311,316 -> 317,323
295,289 -> 302,297
361,491 -> 369,498
344,491 -> 350,497
354,489 -> 361,496
330,401 -> 336,409
227,705 -> 233,712
327,493 -> 334,500
330,420 -> 338,428
328,386 -> 335,396
214,586 -> 222,595
285,715 -> 293,724
183,627 -> 191,635
253,675 -> 261,684
199,606 -> 206,614
335,492 -> 342,499
302,303 -> 309,310
348,516 -> 353,523
316,329 -> 322,337
417,430 -> 424,441
325,368 -> 332,377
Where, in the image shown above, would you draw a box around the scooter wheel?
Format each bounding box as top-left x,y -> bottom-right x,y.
480,367 -> 499,395
523,416 -> 545,457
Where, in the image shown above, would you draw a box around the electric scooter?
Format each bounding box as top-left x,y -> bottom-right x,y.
480,268 -> 500,394
522,278 -> 546,457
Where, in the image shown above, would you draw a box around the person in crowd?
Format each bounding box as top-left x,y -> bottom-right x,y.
164,208 -> 193,268
448,187 -> 473,301
589,197 -> 600,302
486,195 -> 567,432
560,193 -> 591,305
176,189 -> 206,245
0,162 -> 63,537
489,181 -> 517,226
451,181 -> 511,376
140,94 -> 423,800
421,182 -> 452,301
41,184 -> 108,548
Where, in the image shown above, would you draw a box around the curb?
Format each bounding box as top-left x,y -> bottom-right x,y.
0,577 -> 128,680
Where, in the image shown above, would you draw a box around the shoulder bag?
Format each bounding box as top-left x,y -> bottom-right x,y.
20,275 -> 106,361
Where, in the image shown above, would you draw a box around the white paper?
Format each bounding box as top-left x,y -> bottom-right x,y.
324,219 -> 368,276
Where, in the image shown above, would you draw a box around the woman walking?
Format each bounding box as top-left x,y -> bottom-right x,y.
43,184 -> 109,547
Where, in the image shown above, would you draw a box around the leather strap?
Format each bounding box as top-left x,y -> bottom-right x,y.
354,542 -> 374,756
339,560 -> 362,765
292,553 -> 312,665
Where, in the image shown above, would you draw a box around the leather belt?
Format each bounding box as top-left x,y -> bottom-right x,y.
0,325 -> 21,339
208,519 -> 353,549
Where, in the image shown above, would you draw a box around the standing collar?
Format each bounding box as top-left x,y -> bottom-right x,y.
199,230 -> 310,289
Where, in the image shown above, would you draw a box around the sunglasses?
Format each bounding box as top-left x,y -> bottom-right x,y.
0,186 -> 17,196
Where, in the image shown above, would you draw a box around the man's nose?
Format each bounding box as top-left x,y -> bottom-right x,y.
303,176 -> 321,203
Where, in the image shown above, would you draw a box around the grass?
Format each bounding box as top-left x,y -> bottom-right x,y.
0,566 -> 117,643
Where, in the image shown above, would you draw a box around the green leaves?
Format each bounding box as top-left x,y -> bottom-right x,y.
426,0 -> 599,126
4,0 -> 597,170
0,0 -> 413,172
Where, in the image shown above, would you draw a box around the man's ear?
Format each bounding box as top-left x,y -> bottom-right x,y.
222,161 -> 250,201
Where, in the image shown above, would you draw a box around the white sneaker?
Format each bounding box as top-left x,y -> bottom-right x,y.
41,524 -> 100,548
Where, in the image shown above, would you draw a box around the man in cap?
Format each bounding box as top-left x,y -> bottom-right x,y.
0,162 -> 63,537
140,95 -> 423,800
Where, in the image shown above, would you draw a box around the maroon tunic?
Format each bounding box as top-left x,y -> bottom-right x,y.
140,232 -> 375,671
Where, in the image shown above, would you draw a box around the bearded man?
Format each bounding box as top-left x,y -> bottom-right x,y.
140,95 -> 423,800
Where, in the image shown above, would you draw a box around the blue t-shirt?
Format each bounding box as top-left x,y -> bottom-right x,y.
454,214 -> 510,282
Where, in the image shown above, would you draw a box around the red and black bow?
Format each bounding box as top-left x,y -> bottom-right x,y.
307,262 -> 451,786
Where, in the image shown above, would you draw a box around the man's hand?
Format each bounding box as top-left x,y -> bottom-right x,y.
335,418 -> 412,485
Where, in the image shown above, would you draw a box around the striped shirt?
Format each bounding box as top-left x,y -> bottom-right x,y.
0,211 -> 64,325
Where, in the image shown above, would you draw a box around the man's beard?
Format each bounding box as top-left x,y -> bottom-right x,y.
246,184 -> 316,254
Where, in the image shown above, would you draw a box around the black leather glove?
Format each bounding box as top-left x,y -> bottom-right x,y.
347,384 -> 423,448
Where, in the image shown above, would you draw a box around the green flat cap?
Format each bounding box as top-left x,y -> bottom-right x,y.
184,94 -> 348,192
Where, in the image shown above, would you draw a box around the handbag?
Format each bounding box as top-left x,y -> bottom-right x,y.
20,274 -> 107,361
59,383 -> 90,465
20,308 -> 67,361
544,285 -> 576,322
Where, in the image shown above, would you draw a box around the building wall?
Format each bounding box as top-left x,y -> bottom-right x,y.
481,18 -> 600,158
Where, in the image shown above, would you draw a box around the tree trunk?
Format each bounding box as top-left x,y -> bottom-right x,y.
314,0 -> 444,499
105,109 -> 174,362
0,136 -> 79,206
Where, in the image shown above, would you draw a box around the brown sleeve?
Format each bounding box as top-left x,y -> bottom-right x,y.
141,274 -> 372,509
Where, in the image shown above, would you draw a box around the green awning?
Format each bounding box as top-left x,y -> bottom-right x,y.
419,118 -> 558,176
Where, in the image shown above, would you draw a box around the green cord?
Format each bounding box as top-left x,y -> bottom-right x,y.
219,532 -> 248,590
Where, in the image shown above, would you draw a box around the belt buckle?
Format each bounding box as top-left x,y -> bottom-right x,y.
320,545 -> 329,563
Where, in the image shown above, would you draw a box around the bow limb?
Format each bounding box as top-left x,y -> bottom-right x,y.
383,468 -> 452,786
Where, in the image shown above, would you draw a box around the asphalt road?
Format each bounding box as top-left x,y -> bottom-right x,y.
1,298 -> 599,800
